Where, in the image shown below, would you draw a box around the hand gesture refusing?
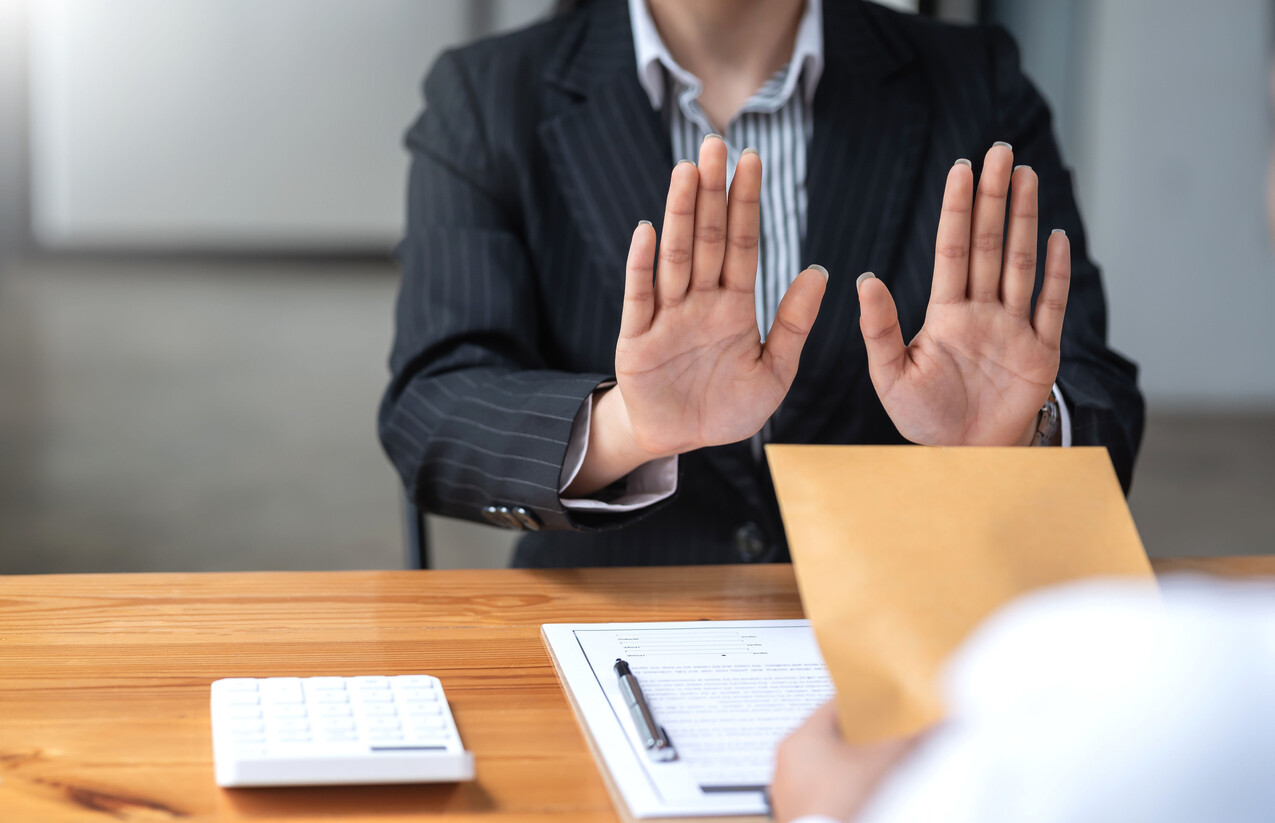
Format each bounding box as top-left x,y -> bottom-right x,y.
857,143 -> 1071,446
565,135 -> 827,496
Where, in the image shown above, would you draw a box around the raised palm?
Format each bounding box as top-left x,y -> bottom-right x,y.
615,137 -> 827,459
858,144 -> 1071,446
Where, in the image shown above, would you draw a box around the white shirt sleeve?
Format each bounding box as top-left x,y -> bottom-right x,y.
558,385 -> 678,512
1053,381 -> 1072,447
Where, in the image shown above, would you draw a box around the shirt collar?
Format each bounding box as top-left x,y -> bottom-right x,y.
627,0 -> 824,111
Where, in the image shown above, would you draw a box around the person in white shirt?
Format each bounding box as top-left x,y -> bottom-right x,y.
770,578 -> 1275,823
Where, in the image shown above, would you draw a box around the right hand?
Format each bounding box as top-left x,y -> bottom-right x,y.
614,136 -> 827,458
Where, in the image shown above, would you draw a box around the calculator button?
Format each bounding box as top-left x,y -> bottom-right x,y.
358,691 -> 394,703
352,676 -> 390,689
305,677 -> 346,690
218,679 -> 259,692
314,704 -> 352,718
230,730 -> 266,743
321,732 -> 359,743
408,717 -> 447,730
393,676 -> 437,688
369,733 -> 405,745
365,716 -> 401,728
271,718 -> 310,732
400,689 -> 439,703
277,732 -> 312,744
312,691 -> 349,704
403,704 -> 443,716
360,703 -> 398,716
228,707 -> 262,720
316,718 -> 355,732
224,693 -> 260,706
230,720 -> 265,734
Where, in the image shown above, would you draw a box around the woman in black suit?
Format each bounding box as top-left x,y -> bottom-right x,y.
378,0 -> 1143,568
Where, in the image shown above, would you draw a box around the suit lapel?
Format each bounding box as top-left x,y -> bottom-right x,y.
539,0 -> 671,296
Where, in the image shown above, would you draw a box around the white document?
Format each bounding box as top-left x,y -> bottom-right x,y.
541,620 -> 833,819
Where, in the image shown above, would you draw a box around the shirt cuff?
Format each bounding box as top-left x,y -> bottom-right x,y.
1053,381 -> 1072,448
558,384 -> 678,512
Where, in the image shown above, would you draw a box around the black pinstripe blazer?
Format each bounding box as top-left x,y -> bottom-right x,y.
378,0 -> 1144,568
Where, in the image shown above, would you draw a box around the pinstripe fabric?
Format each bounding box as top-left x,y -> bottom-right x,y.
379,0 -> 1144,569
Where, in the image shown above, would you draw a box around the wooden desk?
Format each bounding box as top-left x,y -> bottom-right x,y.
1,559 -> 1270,822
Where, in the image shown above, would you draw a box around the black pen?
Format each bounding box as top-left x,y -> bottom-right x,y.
614,658 -> 677,762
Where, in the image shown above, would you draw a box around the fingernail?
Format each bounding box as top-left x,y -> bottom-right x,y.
704,133 -> 723,143
954,158 -> 972,168
993,141 -> 1012,150
808,264 -> 829,281
1014,164 -> 1032,172
638,220 -> 652,227
675,158 -> 695,167
856,272 -> 876,289
1052,228 -> 1066,236
742,147 -> 759,158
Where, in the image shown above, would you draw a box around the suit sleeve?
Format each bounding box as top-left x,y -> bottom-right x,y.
378,51 -> 663,532
988,26 -> 1146,493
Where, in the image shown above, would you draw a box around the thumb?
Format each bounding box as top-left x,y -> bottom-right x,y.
761,265 -> 829,388
857,273 -> 907,395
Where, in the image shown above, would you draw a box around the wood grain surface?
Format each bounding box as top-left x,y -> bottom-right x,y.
0,559 -> 1269,821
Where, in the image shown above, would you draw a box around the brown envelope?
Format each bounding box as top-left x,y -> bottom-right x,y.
766,445 -> 1153,744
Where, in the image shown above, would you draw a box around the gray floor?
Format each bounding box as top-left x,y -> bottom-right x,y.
0,258 -> 1271,574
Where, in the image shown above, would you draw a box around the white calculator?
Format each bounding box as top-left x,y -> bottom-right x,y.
210,675 -> 475,787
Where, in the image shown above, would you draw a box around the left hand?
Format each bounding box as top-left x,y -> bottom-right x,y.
857,143 -> 1071,446
770,701 -> 917,823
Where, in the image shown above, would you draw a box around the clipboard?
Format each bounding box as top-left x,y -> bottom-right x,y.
542,620 -> 832,822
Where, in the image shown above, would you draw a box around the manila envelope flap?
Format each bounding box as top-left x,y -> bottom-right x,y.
766,445 -> 1153,743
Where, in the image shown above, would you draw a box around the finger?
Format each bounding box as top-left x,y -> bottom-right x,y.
1033,228 -> 1071,347
654,160 -> 698,309
967,142 -> 1013,302
929,159 -> 975,305
857,273 -> 907,395
619,221 -> 657,339
761,266 -> 828,387
690,135 -> 728,292
721,148 -> 762,294
1000,165 -> 1038,317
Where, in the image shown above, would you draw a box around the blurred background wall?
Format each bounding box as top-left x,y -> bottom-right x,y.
0,0 -> 1271,573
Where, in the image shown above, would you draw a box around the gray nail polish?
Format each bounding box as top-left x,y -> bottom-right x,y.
638,220 -> 652,227
742,147 -> 759,157
955,158 -> 972,168
704,133 -> 724,142
1014,164 -> 1032,172
994,141 -> 1012,150
856,272 -> 877,289
808,264 -> 829,281
1051,228 -> 1066,236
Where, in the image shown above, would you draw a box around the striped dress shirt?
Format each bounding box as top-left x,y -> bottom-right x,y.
632,0 -> 824,337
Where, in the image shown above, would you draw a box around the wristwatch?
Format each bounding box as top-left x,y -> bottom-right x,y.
1030,390 -> 1062,447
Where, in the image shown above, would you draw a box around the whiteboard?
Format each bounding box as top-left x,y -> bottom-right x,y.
28,0 -> 468,251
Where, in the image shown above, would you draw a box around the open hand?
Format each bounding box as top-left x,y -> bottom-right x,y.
612,136 -> 828,459
857,143 -> 1071,446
